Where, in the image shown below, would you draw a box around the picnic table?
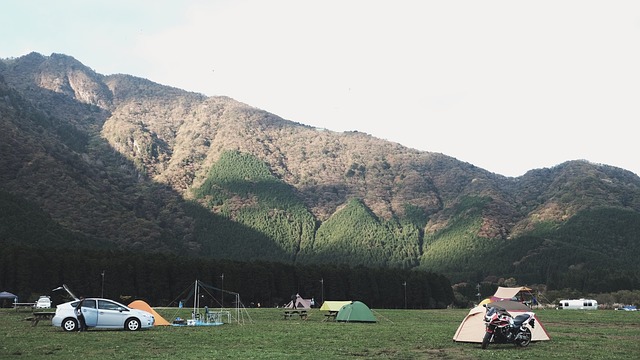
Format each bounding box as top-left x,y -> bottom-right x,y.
27,311 -> 56,326
283,309 -> 308,320
323,311 -> 338,322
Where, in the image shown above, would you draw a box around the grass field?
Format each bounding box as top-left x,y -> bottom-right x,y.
1,307 -> 639,359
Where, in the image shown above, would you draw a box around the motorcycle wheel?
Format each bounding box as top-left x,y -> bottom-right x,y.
481,332 -> 492,349
515,328 -> 532,347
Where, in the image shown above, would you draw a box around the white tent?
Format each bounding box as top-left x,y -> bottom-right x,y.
285,295 -> 313,309
453,300 -> 551,343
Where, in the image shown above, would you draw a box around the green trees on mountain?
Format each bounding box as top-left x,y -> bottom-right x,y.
419,196 -> 503,280
298,198 -> 421,268
193,150 -> 316,261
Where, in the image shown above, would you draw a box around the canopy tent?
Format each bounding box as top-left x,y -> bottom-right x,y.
168,280 -> 251,326
0,291 -> 18,300
128,300 -> 171,326
453,300 -> 551,343
320,301 -> 352,312
0,291 -> 18,307
336,301 -> 377,323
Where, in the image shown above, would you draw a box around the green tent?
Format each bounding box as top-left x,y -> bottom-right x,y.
336,301 -> 377,323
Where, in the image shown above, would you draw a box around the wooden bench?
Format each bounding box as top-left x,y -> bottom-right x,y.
283,310 -> 308,320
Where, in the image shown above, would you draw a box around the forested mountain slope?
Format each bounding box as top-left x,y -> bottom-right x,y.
2,52 -> 639,292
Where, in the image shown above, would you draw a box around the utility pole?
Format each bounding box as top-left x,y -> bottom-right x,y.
220,273 -> 224,308
101,271 -> 105,298
403,281 -> 407,309
320,278 -> 324,305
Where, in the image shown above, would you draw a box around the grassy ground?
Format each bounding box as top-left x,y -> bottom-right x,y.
1,307 -> 639,359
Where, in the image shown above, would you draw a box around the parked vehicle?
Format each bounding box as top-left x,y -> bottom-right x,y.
35,296 -> 52,309
481,304 -> 536,349
52,298 -> 155,331
557,299 -> 598,310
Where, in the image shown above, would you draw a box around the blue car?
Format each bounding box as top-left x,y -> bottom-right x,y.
52,298 -> 155,331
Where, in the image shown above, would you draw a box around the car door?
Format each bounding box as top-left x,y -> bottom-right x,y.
97,299 -> 130,328
81,299 -> 99,327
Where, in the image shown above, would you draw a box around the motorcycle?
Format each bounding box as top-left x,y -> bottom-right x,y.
481,304 -> 535,349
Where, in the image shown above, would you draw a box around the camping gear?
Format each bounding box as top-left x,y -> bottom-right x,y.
128,300 -> 171,326
453,300 -> 550,343
335,301 -> 377,323
168,280 -> 249,325
0,291 -> 18,308
319,301 -> 352,312
0,291 -> 18,300
319,301 -> 352,321
285,295 -> 312,309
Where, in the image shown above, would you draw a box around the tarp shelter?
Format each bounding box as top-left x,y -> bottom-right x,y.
320,301 -> 352,312
453,300 -> 551,343
336,301 -> 377,323
492,286 -> 533,301
128,300 -> 171,326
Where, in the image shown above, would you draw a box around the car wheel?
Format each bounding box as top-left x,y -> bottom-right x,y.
62,318 -> 78,332
125,318 -> 141,331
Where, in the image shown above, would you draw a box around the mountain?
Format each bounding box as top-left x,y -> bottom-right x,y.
2,52 -> 639,292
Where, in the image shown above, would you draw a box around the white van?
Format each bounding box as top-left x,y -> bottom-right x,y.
557,299 -> 598,310
35,296 -> 52,309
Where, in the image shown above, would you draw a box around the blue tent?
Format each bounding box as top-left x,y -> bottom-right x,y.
0,291 -> 18,307
0,291 -> 18,300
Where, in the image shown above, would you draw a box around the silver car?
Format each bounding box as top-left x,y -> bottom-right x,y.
52,298 -> 155,331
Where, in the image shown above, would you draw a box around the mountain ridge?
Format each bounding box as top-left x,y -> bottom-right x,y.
2,52 -> 639,290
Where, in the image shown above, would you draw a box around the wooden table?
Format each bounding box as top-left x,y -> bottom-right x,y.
323,311 -> 338,322
283,309 -> 308,320
29,311 -> 56,326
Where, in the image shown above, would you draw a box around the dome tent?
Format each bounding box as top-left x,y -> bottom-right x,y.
453,300 -> 551,343
128,300 -> 171,326
336,301 -> 377,323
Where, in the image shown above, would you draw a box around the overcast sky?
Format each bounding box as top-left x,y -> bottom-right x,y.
2,0 -> 639,177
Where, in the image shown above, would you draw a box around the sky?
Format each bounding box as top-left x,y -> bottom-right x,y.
2,0 -> 639,177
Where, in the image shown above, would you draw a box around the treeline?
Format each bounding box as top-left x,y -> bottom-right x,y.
0,243 -> 454,309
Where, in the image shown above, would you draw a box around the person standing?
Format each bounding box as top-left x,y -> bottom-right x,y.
75,298 -> 87,332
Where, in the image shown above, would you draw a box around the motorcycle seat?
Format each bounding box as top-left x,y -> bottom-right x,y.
512,314 -> 530,326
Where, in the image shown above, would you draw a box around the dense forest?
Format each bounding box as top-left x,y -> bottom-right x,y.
0,243 -> 454,309
1,52 -> 640,306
